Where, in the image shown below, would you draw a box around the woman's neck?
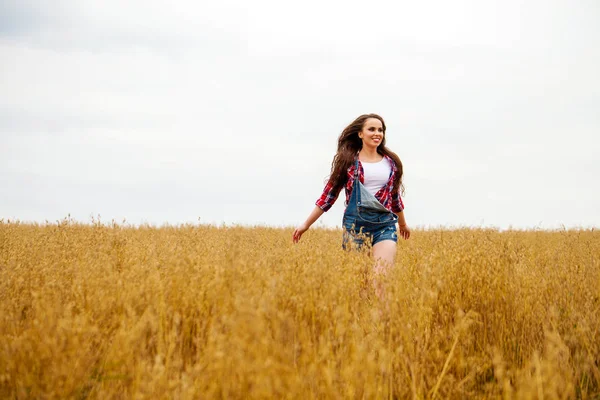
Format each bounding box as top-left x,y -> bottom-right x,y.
359,147 -> 382,162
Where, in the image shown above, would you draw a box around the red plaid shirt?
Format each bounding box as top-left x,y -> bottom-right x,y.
316,155 -> 405,213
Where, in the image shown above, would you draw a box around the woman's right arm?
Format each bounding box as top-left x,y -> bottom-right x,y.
293,179 -> 342,243
292,206 -> 325,243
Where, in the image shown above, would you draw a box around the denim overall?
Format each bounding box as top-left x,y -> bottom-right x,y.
342,158 -> 399,250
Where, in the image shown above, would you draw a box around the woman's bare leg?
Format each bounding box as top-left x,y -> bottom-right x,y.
373,240 -> 396,273
372,240 -> 397,302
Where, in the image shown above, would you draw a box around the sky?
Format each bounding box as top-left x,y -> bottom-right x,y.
1,0 -> 599,229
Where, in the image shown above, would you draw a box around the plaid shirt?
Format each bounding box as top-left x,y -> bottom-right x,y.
316,155 -> 405,213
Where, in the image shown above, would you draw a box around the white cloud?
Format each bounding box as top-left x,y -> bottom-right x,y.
1,0 -> 599,229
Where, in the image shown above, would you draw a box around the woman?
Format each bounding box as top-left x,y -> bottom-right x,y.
293,113 -> 410,271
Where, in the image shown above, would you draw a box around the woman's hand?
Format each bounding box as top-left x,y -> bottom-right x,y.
293,207 -> 324,243
398,224 -> 411,240
292,223 -> 309,243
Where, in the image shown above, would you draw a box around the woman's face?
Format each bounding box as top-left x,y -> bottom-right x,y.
358,118 -> 384,149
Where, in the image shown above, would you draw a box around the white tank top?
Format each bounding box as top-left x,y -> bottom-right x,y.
361,157 -> 391,196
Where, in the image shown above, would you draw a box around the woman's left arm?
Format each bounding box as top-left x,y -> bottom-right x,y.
391,188 -> 410,240
395,211 -> 411,240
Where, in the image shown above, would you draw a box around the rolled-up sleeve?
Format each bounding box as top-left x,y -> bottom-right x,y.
391,190 -> 404,213
315,181 -> 342,212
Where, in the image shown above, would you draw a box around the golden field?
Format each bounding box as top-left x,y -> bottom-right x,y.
0,219 -> 599,399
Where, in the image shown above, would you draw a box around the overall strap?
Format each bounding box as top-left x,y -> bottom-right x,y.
353,157 -> 361,205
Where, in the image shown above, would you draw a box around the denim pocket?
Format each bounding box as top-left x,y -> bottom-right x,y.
357,208 -> 396,225
342,217 -> 357,231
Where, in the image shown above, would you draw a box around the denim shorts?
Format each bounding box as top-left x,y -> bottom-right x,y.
342,217 -> 398,250
342,157 -> 399,250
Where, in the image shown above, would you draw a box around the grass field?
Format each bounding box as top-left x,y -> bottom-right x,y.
1,220 -> 599,399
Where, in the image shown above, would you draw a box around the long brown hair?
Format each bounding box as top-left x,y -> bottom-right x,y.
327,113 -> 404,195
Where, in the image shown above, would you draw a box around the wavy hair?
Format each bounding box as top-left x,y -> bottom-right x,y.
327,114 -> 404,195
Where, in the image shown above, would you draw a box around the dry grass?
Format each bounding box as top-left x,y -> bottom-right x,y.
1,219 -> 599,399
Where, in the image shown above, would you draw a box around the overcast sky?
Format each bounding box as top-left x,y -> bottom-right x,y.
1,0 -> 599,229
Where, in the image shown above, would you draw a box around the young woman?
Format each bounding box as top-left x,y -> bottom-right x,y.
292,114 -> 410,271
